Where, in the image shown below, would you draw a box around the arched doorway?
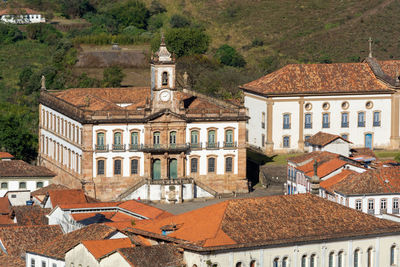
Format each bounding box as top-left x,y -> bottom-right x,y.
169,158 -> 177,179
152,159 -> 161,180
365,133 -> 372,149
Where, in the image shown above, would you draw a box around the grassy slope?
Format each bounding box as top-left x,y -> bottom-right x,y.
148,0 -> 400,68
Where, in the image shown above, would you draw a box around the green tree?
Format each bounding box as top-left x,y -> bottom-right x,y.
164,28 -> 209,57
214,44 -> 246,68
149,0 -> 166,15
170,14 -> 190,28
395,153 -> 400,163
26,24 -> 62,45
59,0 -> 96,19
105,0 -> 150,31
102,66 -> 124,87
0,24 -> 24,44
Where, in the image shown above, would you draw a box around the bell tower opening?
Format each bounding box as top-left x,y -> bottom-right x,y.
162,72 -> 168,86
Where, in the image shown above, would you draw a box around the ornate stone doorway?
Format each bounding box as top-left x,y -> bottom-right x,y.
152,159 -> 161,180
169,158 -> 177,179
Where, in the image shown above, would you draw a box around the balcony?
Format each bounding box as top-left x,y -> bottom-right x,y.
341,122 -> 349,128
140,144 -> 190,153
129,144 -> 140,151
189,143 -> 202,150
380,208 -> 387,214
95,144 -> 108,152
112,144 -> 125,152
223,141 -> 237,148
304,123 -> 312,129
393,208 -> 399,214
358,121 -> 365,127
206,142 -> 220,150
367,209 -> 375,215
373,121 -> 381,127
283,123 -> 291,129
322,123 -> 330,128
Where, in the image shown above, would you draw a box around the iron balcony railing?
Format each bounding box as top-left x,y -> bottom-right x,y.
283,123 -> 291,129
373,121 -> 381,127
341,122 -> 349,128
358,121 -> 365,127
140,143 -> 190,153
393,208 -> 399,214
322,123 -> 330,128
129,144 -> 140,151
367,209 -> 375,215
95,144 -> 108,152
189,143 -> 202,149
223,141 -> 237,148
206,142 -> 220,149
304,123 -> 312,129
380,208 -> 387,214
112,144 -> 125,151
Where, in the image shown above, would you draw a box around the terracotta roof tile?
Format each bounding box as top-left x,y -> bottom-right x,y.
0,254 -> 25,267
307,131 -> 351,147
29,224 -> 117,260
0,225 -> 62,257
0,8 -> 41,15
241,62 -> 394,96
288,151 -> 339,165
331,166 -> 400,195
31,184 -> 69,196
0,215 -> 14,225
0,160 -> 55,177
350,148 -> 377,159
132,194 -> 400,249
71,212 -> 116,222
117,200 -> 172,220
0,152 -> 14,159
0,197 -> 10,214
49,189 -> 88,208
82,238 -> 133,259
110,212 -> 138,222
299,158 -> 347,178
115,244 -> 184,267
320,169 -> 356,191
12,206 -> 51,226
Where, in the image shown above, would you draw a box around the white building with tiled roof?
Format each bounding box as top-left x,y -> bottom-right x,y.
242,49 -> 400,153
0,8 -> 45,24
38,41 -> 248,202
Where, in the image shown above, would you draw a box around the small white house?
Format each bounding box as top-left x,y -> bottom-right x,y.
306,131 -> 352,156
0,8 -> 45,24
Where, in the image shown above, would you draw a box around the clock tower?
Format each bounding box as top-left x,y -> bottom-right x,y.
151,37 -> 178,113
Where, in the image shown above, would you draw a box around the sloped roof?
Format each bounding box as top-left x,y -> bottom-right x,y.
31,184 -> 69,196
132,194 -> 400,250
307,131 -> 351,147
29,224 -> 117,260
71,212 -> 116,222
288,151 -> 339,165
298,158 -> 347,178
0,254 -> 25,267
12,206 -> 51,226
48,189 -> 88,208
0,225 -> 62,257
0,160 -> 55,177
320,169 -> 357,192
117,200 -> 172,220
0,8 -> 41,16
112,244 -> 184,267
81,238 -> 133,260
331,166 -> 400,195
241,61 -> 396,96
0,197 -> 10,214
0,152 -> 14,159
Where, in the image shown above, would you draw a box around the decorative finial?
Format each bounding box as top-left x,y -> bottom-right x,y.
313,159 -> 318,176
161,32 -> 165,46
183,71 -> 188,88
368,37 -> 373,58
40,75 -> 46,91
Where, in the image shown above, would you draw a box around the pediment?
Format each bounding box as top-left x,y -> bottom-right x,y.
147,110 -> 187,123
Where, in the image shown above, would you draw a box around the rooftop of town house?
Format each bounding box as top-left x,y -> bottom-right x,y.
0,160 -> 55,177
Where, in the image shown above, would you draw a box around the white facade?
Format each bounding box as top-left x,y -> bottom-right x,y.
26,253 -> 64,267
5,190 -> 31,206
245,92 -> 392,152
310,138 -> 350,157
1,13 -> 45,24
0,179 -> 49,198
183,234 -> 400,267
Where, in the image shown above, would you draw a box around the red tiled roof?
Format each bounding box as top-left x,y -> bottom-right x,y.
0,8 -> 41,15
12,206 -> 51,226
288,151 -> 339,165
241,62 -> 395,96
0,152 -> 13,159
307,131 -> 351,147
71,212 -> 116,222
58,202 -> 122,209
331,166 -> 400,195
104,221 -> 135,231
0,254 -> 25,267
132,194 -> 400,250
110,212 -> 138,222
0,160 -> 55,177
31,184 -> 69,196
0,215 -> 14,225
0,225 -> 62,257
0,197 -> 10,214
117,200 -> 172,220
82,238 -> 133,259
29,224 -> 117,260
320,169 -> 356,191
49,189 -> 88,208
299,158 -> 347,178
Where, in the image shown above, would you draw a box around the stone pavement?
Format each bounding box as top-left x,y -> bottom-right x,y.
150,184 -> 284,215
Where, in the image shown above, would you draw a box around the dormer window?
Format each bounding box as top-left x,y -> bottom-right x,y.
162,72 -> 168,86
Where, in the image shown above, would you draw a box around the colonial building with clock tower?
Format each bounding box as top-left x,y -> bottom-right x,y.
37,41 -> 249,202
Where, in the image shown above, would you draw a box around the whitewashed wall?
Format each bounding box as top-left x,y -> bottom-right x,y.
0,179 -> 49,198
244,94 -> 267,148
1,14 -> 45,24
26,253 -> 65,267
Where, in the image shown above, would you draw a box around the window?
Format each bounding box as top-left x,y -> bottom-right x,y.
358,112 -> 365,127
191,158 -> 198,173
52,263 -> 57,267
301,255 -> 307,267
390,245 -> 396,265
250,260 -> 256,267
310,254 -> 315,267
322,102 -> 330,110
36,182 -> 44,188
191,130 -> 199,147
394,198 -> 399,214
97,160 -> 105,175
42,261 -> 46,267
354,249 -> 359,267
225,157 -> 233,172
282,257 -> 288,267
366,101 -> 373,109
262,134 -> 265,147
368,199 -> 374,214
322,113 -> 330,128
208,158 -> 215,173
96,132 -> 105,150
341,134 -> 348,140
19,182 -> 26,189
114,159 -> 122,175
367,247 -> 373,267
170,131 -> 176,145
273,258 -> 279,267
341,112 -> 349,128
338,251 -> 343,267
0,182 -> 7,189
131,132 -> 139,149
235,262 -> 242,267
162,72 -> 168,85
305,113 -> 312,128
225,130 -> 234,147
373,111 -> 381,126
305,135 -> 311,147
113,132 -> 122,150
283,114 -> 291,129
131,159 -> 138,175
329,252 -> 334,267
261,112 -> 266,129
153,132 -> 160,145
208,130 -> 217,148
283,136 -> 290,148
31,259 -> 35,267
381,199 -> 387,213
355,199 -> 362,210
342,101 -> 349,110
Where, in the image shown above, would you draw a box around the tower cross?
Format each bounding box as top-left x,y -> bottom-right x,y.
368,37 -> 373,58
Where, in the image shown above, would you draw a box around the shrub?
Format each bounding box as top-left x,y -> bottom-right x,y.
149,0 -> 166,15
60,0 -> 96,19
0,24 -> 24,44
170,14 -> 190,28
103,66 -> 125,87
164,28 -> 209,57
148,14 -> 164,31
214,44 -> 246,68
26,23 -> 62,45
105,0 -> 150,31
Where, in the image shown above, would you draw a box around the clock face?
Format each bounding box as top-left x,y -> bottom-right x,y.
160,90 -> 171,102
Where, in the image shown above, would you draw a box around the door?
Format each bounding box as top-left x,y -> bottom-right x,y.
169,159 -> 177,179
365,133 -> 372,149
152,159 -> 161,180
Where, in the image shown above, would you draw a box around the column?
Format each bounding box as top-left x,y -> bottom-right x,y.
266,100 -> 274,154
391,93 -> 400,149
298,98 -> 304,151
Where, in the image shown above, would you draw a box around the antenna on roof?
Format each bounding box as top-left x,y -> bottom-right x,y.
368,37 -> 373,58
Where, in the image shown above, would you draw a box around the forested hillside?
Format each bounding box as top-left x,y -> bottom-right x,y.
0,0 -> 399,162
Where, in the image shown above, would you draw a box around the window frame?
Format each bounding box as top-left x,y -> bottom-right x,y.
207,156 -> 216,173
19,182 -> 26,189
322,112 -> 330,128
224,127 -> 235,147
373,110 -> 381,127
190,157 -> 199,173
225,155 -> 234,173
0,182 -> 7,189
355,199 -> 362,211
97,158 -> 106,176
341,112 -> 349,128
304,113 -> 312,129
113,158 -> 123,176
36,181 -> 44,188
283,113 -> 291,129
283,136 -> 290,148
130,158 -> 139,175
358,111 -> 365,127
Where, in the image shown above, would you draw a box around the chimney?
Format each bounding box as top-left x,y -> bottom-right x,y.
310,159 -> 320,195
